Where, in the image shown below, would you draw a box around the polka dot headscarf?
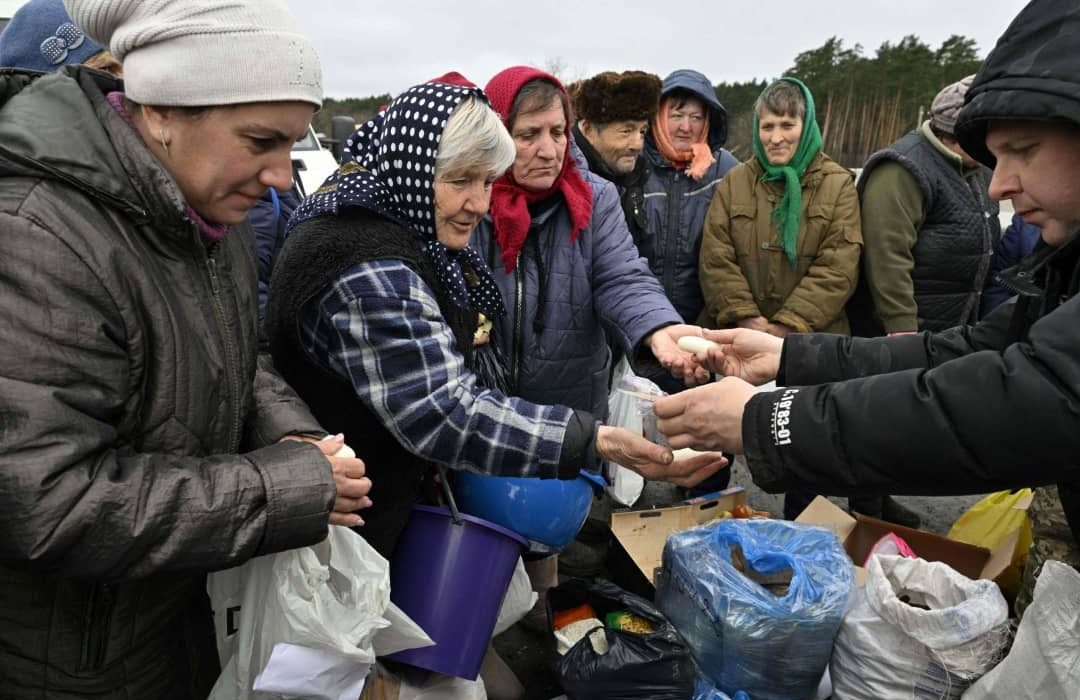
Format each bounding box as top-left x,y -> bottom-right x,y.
289,78 -> 506,319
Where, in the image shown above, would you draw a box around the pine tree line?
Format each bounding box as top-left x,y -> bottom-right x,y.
312,35 -> 983,170
715,35 -> 983,166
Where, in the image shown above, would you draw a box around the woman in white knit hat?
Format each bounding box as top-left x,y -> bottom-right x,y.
0,1 -> 371,697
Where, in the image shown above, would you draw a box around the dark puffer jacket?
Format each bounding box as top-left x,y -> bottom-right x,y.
744,237 -> 1080,542
0,68 -> 333,698
742,0 -> 1080,548
471,166 -> 682,419
641,69 -> 739,323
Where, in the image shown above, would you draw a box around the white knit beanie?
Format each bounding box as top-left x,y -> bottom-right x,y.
63,0 -> 322,108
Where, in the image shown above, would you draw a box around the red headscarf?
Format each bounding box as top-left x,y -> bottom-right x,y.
429,71 -> 476,88
484,66 -> 593,272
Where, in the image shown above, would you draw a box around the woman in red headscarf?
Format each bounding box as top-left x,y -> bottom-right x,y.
477,66 -> 707,420
472,66 -> 713,613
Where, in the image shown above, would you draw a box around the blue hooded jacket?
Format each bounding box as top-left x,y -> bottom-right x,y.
980,212 -> 1041,317
642,69 -> 739,323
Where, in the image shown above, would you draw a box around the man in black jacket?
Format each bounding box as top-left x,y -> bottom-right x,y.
653,0 -> 1080,616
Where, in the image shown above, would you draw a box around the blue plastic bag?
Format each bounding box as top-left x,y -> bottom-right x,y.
657,519 -> 853,700
693,677 -> 750,700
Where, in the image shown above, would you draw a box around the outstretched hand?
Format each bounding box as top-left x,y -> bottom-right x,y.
653,377 -> 757,454
596,425 -> 728,488
647,324 -> 712,386
689,328 -> 783,386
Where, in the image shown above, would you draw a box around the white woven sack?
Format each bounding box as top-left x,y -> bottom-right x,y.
831,554 -> 1009,700
963,560 -> 1080,699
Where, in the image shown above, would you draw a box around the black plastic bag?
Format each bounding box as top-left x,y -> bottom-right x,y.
548,579 -> 695,700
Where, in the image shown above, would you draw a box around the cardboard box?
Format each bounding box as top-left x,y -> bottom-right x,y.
609,491 -> 1021,599
608,487 -> 748,598
794,496 -> 1019,586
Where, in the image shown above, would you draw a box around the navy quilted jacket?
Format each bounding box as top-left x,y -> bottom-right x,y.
641,69 -> 739,323
472,166 -> 682,419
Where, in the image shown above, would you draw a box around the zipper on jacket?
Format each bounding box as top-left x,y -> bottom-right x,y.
205,248 -> 243,453
964,179 -> 997,323
510,251 -> 524,393
79,583 -> 114,671
662,171 -> 686,297
996,243 -> 1059,298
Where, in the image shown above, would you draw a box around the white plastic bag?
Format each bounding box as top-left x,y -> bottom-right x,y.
492,556 -> 537,636
603,358 -> 664,506
208,526 -> 432,700
831,555 -> 1010,700
963,560 -> 1080,699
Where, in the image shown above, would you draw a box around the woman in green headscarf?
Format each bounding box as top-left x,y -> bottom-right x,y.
698,77 -> 862,338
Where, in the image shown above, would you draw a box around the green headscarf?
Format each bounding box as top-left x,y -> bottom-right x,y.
752,77 -> 823,268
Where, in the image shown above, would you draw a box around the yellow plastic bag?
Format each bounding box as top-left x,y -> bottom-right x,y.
948,489 -> 1034,598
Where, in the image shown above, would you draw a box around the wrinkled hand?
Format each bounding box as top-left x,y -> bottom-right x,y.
653,377 -> 757,453
737,316 -> 771,332
647,324 -> 711,386
284,434 -> 373,527
596,425 -> 728,488
694,328 -> 783,386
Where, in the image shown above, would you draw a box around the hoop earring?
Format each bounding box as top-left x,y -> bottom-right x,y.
158,130 -> 170,158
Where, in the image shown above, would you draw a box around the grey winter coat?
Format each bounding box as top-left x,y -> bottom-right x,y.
642,69 -> 739,323
471,167 -> 682,420
0,68 -> 333,698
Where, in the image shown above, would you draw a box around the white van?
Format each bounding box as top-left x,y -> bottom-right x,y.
291,126 -> 338,196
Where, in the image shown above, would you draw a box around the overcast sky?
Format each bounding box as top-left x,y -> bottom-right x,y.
282,0 -> 1030,99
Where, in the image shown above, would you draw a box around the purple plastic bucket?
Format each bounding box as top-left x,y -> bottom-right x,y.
387,505 -> 527,679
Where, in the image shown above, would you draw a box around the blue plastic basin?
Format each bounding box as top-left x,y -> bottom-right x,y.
453,470 -> 603,549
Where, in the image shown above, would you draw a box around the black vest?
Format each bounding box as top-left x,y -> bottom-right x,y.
265,208 -> 475,557
858,131 -> 1000,332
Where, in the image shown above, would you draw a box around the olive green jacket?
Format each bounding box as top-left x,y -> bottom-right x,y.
699,152 -> 862,334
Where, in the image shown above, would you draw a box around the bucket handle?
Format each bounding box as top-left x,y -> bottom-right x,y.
437,464 -> 464,525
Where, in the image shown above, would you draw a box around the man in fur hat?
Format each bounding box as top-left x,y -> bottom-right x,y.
571,70 -> 661,243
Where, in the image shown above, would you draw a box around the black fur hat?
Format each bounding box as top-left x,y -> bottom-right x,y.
570,71 -> 662,124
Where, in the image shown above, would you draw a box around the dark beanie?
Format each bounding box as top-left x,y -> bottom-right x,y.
956,0 -> 1080,167
570,70 -> 662,125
